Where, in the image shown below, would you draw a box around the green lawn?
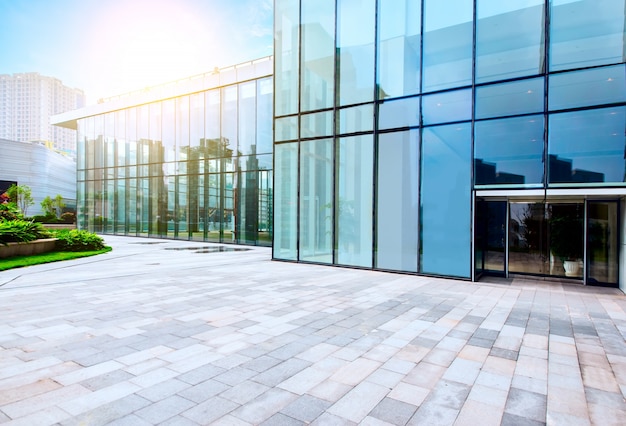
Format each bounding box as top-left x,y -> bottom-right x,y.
0,247 -> 112,271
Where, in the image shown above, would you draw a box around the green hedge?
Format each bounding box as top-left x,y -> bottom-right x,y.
53,229 -> 106,251
0,220 -> 52,244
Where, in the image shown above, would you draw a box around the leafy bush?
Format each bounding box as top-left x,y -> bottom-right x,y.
31,214 -> 59,223
53,229 -> 105,251
60,212 -> 76,223
0,202 -> 23,221
0,220 -> 52,244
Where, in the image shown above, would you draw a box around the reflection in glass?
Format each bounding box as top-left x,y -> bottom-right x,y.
378,96 -> 420,130
302,110 -> 333,138
421,123 -> 471,277
300,139 -> 333,263
336,135 -> 373,267
377,130 -> 419,272
337,104 -> 374,134
273,143 -> 298,260
474,116 -> 544,186
239,82 -> 256,155
377,0 -> 421,98
301,0 -> 335,111
550,0 -> 626,71
476,0 -> 545,83
509,202 -> 546,275
275,0 -> 299,116
221,86 -> 237,155
549,65 -> 626,111
422,89 -> 471,125
338,0 -> 376,105
475,78 -> 544,119
587,201 -> 619,286
257,78 -> 273,154
423,0 -> 473,92
275,115 -> 299,142
548,107 -> 626,185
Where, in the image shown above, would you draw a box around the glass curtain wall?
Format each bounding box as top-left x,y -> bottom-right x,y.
273,0 -> 626,282
76,77 -> 273,247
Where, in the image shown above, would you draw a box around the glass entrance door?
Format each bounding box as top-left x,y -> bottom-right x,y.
587,201 -> 619,286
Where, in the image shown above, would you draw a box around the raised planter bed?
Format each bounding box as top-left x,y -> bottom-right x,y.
0,238 -> 58,258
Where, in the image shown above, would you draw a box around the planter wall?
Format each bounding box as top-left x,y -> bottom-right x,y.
0,238 -> 58,258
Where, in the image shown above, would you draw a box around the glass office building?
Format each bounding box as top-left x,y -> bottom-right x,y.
273,0 -> 626,289
53,58 -> 273,246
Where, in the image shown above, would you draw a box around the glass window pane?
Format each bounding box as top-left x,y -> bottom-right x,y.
376,130 -> 419,272
302,110 -> 334,138
221,86 -> 237,157
378,96 -> 420,130
338,0 -> 376,105
549,107 -> 626,185
257,78 -> 273,154
377,0 -> 421,98
421,123 -> 471,277
476,78 -> 544,119
337,104 -> 374,134
422,89 -> 472,125
549,65 -> 626,111
177,96 -> 190,161
275,115 -> 299,142
476,0 -> 545,83
550,0 -> 626,71
300,139 -> 333,263
336,135 -> 374,267
239,82 -> 256,155
301,0 -> 335,111
273,143 -> 298,260
423,0 -> 473,92
474,115 -> 545,187
275,0 -> 300,116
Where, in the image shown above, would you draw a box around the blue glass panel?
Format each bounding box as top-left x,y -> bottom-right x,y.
474,116 -> 545,187
421,123 -> 471,277
476,78 -> 544,119
336,135 -> 374,267
301,0 -> 335,111
302,110 -> 333,138
550,0 -> 626,71
273,143 -> 298,260
275,0 -> 300,116
377,130 -> 419,272
378,96 -> 420,130
476,0 -> 545,83
300,139 -> 333,263
337,104 -> 374,134
549,65 -> 626,111
338,0 -> 376,105
377,0 -> 421,98
422,89 -> 472,125
549,107 -> 626,185
423,0 -> 473,92
275,116 -> 299,142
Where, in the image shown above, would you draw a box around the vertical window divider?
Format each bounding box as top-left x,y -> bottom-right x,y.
372,0 -> 380,269
470,0 -> 477,282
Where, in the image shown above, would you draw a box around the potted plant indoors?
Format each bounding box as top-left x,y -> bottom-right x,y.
549,213 -> 584,276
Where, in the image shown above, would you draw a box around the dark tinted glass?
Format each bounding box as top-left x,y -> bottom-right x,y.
549,107 -> 626,185
474,116 -> 544,187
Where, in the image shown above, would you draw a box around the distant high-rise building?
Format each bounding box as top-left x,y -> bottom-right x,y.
0,72 -> 85,156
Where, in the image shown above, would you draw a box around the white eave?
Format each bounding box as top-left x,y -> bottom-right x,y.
52,56 -> 273,130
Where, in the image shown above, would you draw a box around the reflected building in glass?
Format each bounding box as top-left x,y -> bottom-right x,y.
273,0 -> 626,290
53,58 -> 273,246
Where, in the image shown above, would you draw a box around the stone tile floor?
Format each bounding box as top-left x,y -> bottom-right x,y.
0,236 -> 625,425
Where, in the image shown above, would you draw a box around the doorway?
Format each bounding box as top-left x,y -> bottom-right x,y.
475,198 -> 619,286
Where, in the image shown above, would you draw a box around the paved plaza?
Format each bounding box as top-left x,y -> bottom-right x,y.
0,236 -> 625,425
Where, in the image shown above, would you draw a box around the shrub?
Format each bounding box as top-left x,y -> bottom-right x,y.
31,214 -> 59,223
60,212 -> 76,223
0,220 -> 52,244
0,202 -> 23,221
53,229 -> 105,251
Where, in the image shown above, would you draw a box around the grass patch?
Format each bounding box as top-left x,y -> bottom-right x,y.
0,246 -> 112,271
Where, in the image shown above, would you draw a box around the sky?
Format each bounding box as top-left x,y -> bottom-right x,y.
0,0 -> 273,104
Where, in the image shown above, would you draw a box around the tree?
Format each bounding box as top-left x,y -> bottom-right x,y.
41,194 -> 66,219
7,184 -> 34,216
